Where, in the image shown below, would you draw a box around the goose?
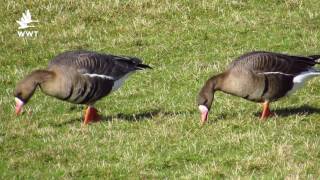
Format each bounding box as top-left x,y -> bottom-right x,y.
14,50 -> 151,124
197,51 -> 320,124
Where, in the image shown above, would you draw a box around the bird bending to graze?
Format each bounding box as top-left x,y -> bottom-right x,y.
14,50 -> 152,125
197,51 -> 320,124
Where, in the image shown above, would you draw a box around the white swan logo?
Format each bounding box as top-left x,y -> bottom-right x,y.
17,10 -> 39,37
16,10 -> 39,29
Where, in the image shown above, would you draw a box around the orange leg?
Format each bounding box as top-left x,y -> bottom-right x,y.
83,106 -> 101,125
260,101 -> 273,120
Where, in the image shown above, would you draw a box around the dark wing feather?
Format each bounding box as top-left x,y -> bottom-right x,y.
229,51 -> 318,75
48,50 -> 148,80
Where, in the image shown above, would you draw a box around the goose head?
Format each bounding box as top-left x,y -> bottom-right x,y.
14,70 -> 54,115
14,79 -> 37,115
197,88 -> 214,125
197,75 -> 222,125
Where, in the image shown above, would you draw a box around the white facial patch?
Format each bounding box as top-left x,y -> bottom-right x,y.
15,97 -> 24,106
15,97 -> 24,115
198,105 -> 208,113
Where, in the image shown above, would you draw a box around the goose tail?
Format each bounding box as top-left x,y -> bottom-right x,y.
128,57 -> 152,70
308,55 -> 320,64
136,63 -> 152,70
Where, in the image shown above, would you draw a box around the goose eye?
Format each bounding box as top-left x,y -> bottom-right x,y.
15,92 -> 22,98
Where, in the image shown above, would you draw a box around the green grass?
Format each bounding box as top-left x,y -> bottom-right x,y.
1,0 -> 320,178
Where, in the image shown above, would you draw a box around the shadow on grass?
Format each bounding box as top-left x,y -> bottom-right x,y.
273,105 -> 320,117
254,105 -> 320,118
52,108 -> 196,127
100,109 -> 161,122
101,109 -> 196,122
51,118 -> 81,127
205,113 -> 228,124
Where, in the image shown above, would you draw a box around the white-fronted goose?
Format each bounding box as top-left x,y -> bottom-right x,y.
198,51 -> 320,124
14,50 -> 151,124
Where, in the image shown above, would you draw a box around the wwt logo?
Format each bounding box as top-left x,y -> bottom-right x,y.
16,10 -> 39,37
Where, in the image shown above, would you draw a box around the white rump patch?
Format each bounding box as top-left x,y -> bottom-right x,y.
111,72 -> 133,92
83,73 -> 114,80
287,70 -> 320,95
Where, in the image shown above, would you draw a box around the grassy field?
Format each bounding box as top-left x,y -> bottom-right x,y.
1,0 -> 320,178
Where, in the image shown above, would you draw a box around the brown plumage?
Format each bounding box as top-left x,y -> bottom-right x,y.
14,50 -> 151,124
198,51 -> 320,124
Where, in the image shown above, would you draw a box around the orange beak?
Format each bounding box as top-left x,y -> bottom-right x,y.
199,105 -> 209,125
15,97 -> 24,115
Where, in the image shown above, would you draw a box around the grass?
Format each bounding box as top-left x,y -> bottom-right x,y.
1,0 -> 320,178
